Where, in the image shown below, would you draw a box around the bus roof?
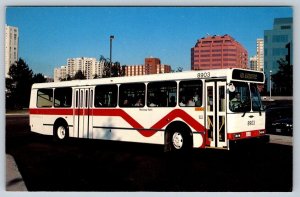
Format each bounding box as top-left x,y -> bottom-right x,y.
32,68 -> 264,89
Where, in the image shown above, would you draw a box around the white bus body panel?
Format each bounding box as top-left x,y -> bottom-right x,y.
227,112 -> 266,133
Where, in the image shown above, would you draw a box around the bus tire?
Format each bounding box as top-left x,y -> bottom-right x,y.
53,119 -> 69,142
165,122 -> 192,152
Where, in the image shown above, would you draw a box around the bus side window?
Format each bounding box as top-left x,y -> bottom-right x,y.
54,87 -> 72,107
147,81 -> 177,107
119,83 -> 145,108
179,80 -> 203,107
37,88 -> 53,107
94,85 -> 118,107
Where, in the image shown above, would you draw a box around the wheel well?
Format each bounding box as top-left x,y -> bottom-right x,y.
165,121 -> 193,146
53,118 -> 69,132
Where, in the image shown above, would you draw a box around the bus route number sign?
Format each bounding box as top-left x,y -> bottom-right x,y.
197,72 -> 210,78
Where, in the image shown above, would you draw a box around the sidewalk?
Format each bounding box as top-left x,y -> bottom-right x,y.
6,154 -> 27,191
269,134 -> 293,146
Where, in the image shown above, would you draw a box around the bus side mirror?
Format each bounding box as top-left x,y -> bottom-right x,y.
228,83 -> 235,92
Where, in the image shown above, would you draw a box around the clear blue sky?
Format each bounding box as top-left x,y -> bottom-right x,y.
6,6 -> 292,77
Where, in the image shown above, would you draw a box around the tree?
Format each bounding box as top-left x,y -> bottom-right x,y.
99,55 -> 123,78
271,58 -> 293,96
7,58 -> 33,108
111,61 -> 124,77
93,74 -> 99,79
33,73 -> 46,83
101,59 -> 111,78
73,70 -> 86,80
171,67 -> 183,73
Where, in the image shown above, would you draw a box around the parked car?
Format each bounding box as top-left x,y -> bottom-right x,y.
265,106 -> 293,136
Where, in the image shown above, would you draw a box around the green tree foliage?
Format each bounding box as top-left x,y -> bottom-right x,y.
100,55 -> 111,78
74,70 -> 86,80
111,61 -> 124,77
93,74 -> 99,79
33,73 -> 47,83
7,58 -> 33,108
60,74 -> 72,81
171,67 -> 183,73
100,56 -> 123,78
271,58 -> 293,96
6,58 -> 48,109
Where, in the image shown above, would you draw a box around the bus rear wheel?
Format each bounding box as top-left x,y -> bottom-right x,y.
54,121 -> 69,142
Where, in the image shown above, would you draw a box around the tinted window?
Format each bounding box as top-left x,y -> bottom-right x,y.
94,85 -> 118,107
179,80 -> 203,107
119,83 -> 145,107
37,89 -> 53,107
147,81 -> 177,107
54,87 -> 72,107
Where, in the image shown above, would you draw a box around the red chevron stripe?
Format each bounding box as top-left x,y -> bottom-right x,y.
29,108 -> 205,137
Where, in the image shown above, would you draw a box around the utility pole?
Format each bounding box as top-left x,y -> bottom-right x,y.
109,35 -> 114,77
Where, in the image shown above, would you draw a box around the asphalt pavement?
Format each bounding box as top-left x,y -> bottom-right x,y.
5,132 -> 291,191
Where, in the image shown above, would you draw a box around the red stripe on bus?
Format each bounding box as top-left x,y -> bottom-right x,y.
29,108 -> 206,138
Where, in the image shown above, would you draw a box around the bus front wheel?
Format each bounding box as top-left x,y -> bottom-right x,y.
165,123 -> 192,152
54,120 -> 69,142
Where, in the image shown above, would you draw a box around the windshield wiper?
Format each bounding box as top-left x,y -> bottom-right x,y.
241,101 -> 250,117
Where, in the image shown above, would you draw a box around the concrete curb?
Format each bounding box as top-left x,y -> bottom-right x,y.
6,154 -> 27,191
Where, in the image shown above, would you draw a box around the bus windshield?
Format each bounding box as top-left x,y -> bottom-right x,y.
250,83 -> 264,112
229,82 -> 251,112
229,81 -> 264,113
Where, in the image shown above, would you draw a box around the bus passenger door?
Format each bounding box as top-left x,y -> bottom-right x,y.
73,88 -> 93,138
205,81 -> 227,149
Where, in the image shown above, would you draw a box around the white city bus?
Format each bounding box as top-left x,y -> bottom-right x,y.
29,68 -> 267,151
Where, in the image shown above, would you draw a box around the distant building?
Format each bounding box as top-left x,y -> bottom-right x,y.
54,65 -> 67,82
5,25 -> 19,77
123,57 -> 171,76
145,57 -> 161,74
191,34 -> 248,70
124,65 -> 145,76
250,56 -> 258,71
264,17 -> 293,91
256,38 -> 264,71
54,57 -> 105,82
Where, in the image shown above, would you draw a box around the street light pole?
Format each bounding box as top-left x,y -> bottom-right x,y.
110,35 -> 114,77
269,70 -> 272,100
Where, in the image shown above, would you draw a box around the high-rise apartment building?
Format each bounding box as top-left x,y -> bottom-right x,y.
5,25 -> 19,77
54,57 -> 105,82
256,38 -> 264,71
191,34 -> 248,70
250,56 -> 258,71
264,17 -> 293,91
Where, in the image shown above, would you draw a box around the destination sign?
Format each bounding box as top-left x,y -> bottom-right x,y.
232,69 -> 264,82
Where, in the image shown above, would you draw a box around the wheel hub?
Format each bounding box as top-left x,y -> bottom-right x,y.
57,126 -> 66,139
172,132 -> 183,149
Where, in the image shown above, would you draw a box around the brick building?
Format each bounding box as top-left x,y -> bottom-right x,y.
124,57 -> 171,76
191,34 -> 248,70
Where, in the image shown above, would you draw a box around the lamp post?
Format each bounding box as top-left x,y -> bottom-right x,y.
110,35 -> 114,77
269,70 -> 272,100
